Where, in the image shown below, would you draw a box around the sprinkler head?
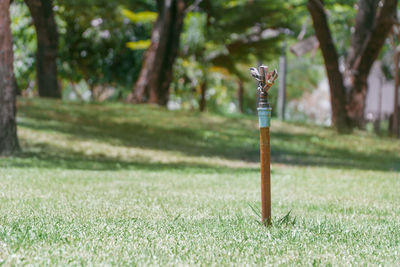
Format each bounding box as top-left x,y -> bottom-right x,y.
250,65 -> 278,108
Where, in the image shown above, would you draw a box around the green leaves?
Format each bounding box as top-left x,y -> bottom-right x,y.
126,40 -> 151,50
121,8 -> 156,51
121,9 -> 157,24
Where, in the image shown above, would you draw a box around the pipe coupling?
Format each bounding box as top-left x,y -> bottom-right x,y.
257,107 -> 272,128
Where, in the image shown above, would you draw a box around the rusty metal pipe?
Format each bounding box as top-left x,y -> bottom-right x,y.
258,108 -> 271,225
259,126 -> 271,225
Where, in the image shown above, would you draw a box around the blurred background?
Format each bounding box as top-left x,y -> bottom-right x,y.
6,0 -> 400,136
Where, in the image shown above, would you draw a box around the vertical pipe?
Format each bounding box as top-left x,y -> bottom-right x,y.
237,79 -> 244,113
374,75 -> 383,134
277,42 -> 287,121
258,107 -> 272,225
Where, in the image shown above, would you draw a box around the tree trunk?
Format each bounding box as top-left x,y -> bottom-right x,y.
25,0 -> 60,98
0,0 -> 19,155
346,76 -> 368,129
307,0 -> 349,132
237,79 -> 244,113
346,0 -> 379,70
346,0 -> 397,128
344,0 -> 379,129
128,0 -> 187,106
199,80 -> 207,112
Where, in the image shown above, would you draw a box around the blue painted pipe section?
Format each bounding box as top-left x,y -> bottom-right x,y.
257,107 -> 272,128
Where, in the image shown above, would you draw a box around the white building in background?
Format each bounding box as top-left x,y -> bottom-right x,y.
365,61 -> 396,121
288,61 -> 398,126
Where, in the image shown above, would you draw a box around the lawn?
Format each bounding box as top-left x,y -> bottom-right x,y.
0,98 -> 399,265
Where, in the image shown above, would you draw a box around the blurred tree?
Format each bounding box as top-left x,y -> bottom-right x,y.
55,0 -> 153,100
127,0 -> 189,105
24,0 -> 60,98
0,0 -> 19,155
179,0 -> 294,112
308,0 -> 398,132
179,10 -> 208,111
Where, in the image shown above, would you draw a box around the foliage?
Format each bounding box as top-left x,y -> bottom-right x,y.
10,0 -> 156,97
294,0 -> 357,56
203,0 -> 292,63
56,0 -> 155,93
326,0 -> 357,56
171,57 -> 239,113
10,1 -> 36,91
126,40 -> 151,50
172,0 -> 357,114
122,9 -> 157,50
285,51 -> 325,100
121,9 -> 157,24
172,0 -> 299,113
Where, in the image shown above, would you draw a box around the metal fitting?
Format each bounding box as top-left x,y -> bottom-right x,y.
250,64 -> 278,126
257,107 -> 272,128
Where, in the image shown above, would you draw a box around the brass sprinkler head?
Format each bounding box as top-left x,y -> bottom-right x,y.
250,65 -> 278,108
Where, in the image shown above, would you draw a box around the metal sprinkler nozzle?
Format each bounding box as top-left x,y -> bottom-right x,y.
250,65 -> 278,108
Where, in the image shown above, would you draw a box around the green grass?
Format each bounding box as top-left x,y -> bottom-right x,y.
1,97 -> 399,265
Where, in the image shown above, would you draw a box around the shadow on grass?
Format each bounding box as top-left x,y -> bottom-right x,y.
2,142 -> 258,174
11,98 -> 400,172
270,132 -> 400,172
